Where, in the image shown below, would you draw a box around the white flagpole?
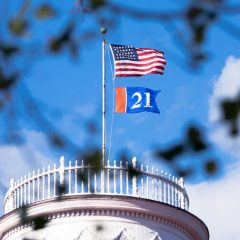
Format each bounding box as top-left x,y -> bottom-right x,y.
101,28 -> 107,167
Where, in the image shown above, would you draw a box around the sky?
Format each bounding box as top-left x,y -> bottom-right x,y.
0,0 -> 240,239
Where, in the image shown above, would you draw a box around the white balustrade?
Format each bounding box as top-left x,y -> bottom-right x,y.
4,156 -> 189,214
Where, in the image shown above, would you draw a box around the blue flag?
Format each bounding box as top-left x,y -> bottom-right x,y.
116,87 -> 160,114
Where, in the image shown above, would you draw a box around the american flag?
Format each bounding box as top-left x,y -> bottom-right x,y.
110,44 -> 166,77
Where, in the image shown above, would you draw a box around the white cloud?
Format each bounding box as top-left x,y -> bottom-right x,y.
0,129 -> 56,214
192,56 -> 240,239
74,104 -> 97,119
187,163 -> 240,239
126,140 -> 139,153
208,56 -> 240,159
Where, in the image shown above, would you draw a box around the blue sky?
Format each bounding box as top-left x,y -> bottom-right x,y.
1,0 -> 240,239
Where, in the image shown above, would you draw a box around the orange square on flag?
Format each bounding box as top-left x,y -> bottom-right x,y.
116,87 -> 126,113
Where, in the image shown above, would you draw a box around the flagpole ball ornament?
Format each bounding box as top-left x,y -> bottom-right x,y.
100,27 -> 107,34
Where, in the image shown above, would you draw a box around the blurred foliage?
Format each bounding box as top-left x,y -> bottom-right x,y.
0,43 -> 19,58
221,93 -> 240,136
9,18 -> 28,36
0,70 -> 18,91
155,125 -> 217,178
20,205 -> 50,233
204,159 -> 218,175
35,4 -> 56,19
48,22 -> 77,57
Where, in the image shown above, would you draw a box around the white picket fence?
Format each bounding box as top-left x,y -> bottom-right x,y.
4,156 -> 189,214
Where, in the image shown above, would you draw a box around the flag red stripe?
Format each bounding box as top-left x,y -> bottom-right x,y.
116,65 -> 165,72
137,52 -> 164,58
137,56 -> 166,62
115,60 -> 166,67
116,71 -> 164,77
115,68 -> 164,76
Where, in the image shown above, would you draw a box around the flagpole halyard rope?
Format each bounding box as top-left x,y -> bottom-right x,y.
107,43 -> 115,80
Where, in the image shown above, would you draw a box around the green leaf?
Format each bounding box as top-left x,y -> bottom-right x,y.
186,6 -> 204,21
0,100 -> 5,109
155,144 -> 185,161
32,215 -> 49,230
176,168 -> 193,178
186,126 -> 207,152
0,70 -> 18,91
221,100 -> 240,121
0,43 -> 19,57
49,134 -> 65,148
9,18 -> 28,36
204,159 -> 217,175
90,0 -> 106,10
230,120 -> 239,136
83,149 -> 102,172
194,24 -> 206,44
48,23 -> 74,53
35,4 -> 56,19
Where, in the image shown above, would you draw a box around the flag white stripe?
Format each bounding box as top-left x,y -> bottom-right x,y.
115,58 -> 166,65
137,52 -> 164,59
115,62 -> 165,70
116,68 -> 164,75
137,49 -> 164,55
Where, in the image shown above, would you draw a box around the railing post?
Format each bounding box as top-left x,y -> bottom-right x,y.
32,171 -> 35,202
10,178 -> 15,210
113,160 -> 117,194
75,160 -> 78,194
20,177 -> 23,207
48,165 -> 51,198
172,176 -> 176,207
141,164 -> 144,197
132,157 -> 137,196
42,168 -> 45,200
169,174 -> 172,205
87,162 -> 90,193
120,161 -> 123,194
165,172 -> 168,204
81,160 -> 84,193
37,169 -> 40,201
146,166 -> 149,198
53,164 -> 56,197
17,179 -> 20,208
151,167 -> 154,199
101,162 -> 105,194
28,172 -> 31,204
178,177 -> 184,209
59,156 -> 65,186
5,179 -> 15,213
107,160 -> 110,193
24,175 -> 27,205
161,170 -> 164,202
156,168 -> 159,201
68,161 -> 72,194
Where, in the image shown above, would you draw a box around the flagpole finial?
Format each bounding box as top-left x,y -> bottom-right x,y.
100,27 -> 107,34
